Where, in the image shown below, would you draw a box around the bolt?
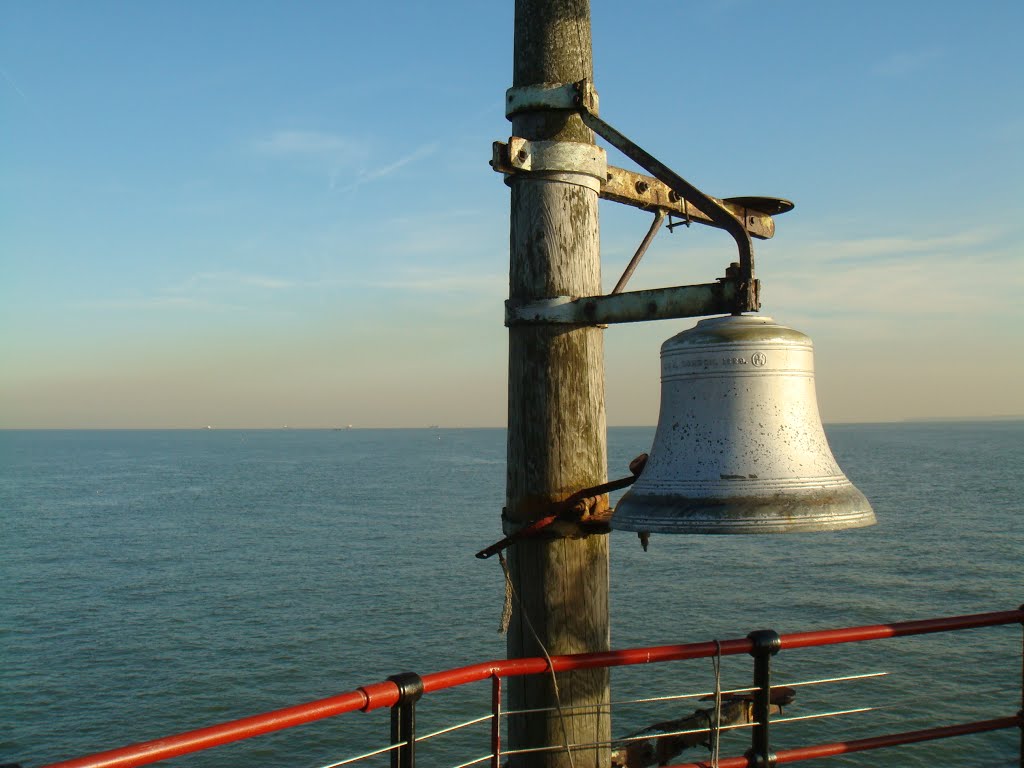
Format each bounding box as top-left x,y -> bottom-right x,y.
517,149 -> 528,161
668,190 -> 681,203
635,180 -> 649,194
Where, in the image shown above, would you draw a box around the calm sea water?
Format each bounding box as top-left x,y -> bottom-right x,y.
1,424 -> 1021,767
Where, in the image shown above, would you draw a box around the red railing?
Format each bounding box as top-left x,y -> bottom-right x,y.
39,607 -> 1024,768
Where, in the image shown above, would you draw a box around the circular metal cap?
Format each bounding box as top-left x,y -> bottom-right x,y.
723,196 -> 795,216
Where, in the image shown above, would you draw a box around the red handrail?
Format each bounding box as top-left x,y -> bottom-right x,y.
40,607 -> 1024,768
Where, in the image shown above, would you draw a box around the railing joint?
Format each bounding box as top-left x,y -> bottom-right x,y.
745,748 -> 778,768
747,629 -> 781,657
387,672 -> 424,768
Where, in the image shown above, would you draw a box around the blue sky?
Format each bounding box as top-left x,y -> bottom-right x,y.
2,1 -> 1021,428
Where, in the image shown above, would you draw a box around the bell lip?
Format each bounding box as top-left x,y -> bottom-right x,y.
611,486 -> 876,535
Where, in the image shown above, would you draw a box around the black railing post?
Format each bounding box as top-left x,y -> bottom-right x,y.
1018,604 -> 1023,768
747,629 -> 781,768
387,672 -> 424,768
491,674 -> 503,768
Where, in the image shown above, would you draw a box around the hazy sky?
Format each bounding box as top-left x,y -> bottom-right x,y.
2,1 -> 1021,428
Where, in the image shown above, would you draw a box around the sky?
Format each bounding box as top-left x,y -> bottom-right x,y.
2,1 -> 1021,428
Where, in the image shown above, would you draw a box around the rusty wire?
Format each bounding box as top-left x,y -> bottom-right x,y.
476,454 -> 647,559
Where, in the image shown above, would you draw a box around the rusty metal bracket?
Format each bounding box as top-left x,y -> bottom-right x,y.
605,169 -> 783,240
571,78 -> 759,313
492,78 -> 795,322
505,80 -> 599,118
491,141 -> 778,240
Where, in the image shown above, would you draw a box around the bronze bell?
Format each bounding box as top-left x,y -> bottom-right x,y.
612,315 -> 875,534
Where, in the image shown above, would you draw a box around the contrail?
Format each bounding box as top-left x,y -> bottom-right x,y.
0,66 -> 28,101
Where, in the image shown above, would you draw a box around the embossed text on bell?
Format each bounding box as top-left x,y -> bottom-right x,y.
612,315 -> 876,534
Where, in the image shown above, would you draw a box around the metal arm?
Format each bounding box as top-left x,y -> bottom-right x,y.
573,79 -> 758,313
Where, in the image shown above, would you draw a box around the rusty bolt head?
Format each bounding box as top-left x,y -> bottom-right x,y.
635,180 -> 649,194
668,190 -> 681,203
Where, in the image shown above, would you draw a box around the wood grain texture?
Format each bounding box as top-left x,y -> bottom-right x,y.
506,2 -> 610,766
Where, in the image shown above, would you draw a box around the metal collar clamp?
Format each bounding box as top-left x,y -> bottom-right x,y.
505,80 -> 599,118
500,136 -> 607,193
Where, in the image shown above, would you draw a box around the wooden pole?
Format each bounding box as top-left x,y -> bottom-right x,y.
505,2 -> 610,767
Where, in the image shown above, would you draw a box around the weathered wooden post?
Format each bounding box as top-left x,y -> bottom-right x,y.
504,1 -> 610,767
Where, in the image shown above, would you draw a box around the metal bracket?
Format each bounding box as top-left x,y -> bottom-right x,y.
605,168 -> 781,240
570,78 -> 759,313
494,77 -> 796,318
492,141 -> 777,240
505,271 -> 756,327
500,137 -> 608,193
505,81 -> 599,118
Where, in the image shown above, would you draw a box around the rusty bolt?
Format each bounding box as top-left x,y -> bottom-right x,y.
635,180 -> 649,194
668,190 -> 681,203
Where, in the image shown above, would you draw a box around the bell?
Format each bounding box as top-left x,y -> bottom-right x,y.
613,315 -> 875,534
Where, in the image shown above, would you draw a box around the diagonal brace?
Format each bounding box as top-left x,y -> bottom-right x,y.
573,79 -> 758,313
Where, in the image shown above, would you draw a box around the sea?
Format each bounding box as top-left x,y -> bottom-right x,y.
1,423 -> 1021,768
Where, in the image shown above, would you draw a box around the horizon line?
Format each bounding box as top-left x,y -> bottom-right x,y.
2,416 -> 1022,431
